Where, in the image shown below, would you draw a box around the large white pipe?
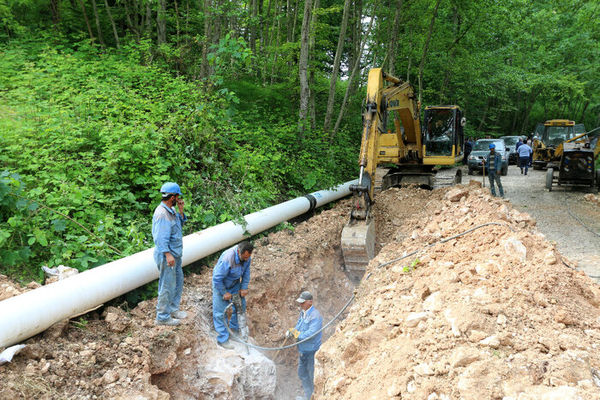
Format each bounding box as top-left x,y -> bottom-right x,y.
0,180 -> 357,348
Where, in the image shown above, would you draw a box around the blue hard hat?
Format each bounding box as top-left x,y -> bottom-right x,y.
160,182 -> 183,197
489,143 -> 496,149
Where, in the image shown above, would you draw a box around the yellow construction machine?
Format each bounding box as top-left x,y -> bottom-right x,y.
341,68 -> 464,278
532,119 -> 586,170
545,127 -> 600,192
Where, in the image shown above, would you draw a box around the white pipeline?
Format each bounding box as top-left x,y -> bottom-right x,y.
0,180 -> 358,348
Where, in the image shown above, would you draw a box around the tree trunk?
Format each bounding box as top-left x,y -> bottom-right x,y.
77,0 -> 96,43
580,100 -> 590,122
439,6 -> 459,103
286,0 -> 292,42
291,0 -> 299,42
271,0 -> 282,83
103,0 -> 120,48
50,0 -> 61,26
173,0 -> 181,45
308,0 -> 319,130
478,100 -> 489,131
90,0 -> 106,47
157,0 -> 167,44
298,0 -> 313,139
123,0 -> 140,41
323,0 -> 351,133
201,0 -> 212,78
387,0 -> 402,76
145,3 -> 152,36
520,89 -> 539,134
417,0 -> 441,103
331,1 -> 377,140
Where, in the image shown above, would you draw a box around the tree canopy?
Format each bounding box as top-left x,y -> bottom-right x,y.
1,0 -> 599,285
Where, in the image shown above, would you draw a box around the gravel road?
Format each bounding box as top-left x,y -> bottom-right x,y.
464,164 -> 600,282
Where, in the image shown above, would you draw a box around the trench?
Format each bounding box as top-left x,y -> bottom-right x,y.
147,207 -> 360,399
144,181 -> 444,399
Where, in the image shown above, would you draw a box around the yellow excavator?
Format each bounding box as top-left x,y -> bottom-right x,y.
341,68 -> 464,278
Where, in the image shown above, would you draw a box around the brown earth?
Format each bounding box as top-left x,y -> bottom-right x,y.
1,184 -> 599,399
315,185 -> 600,399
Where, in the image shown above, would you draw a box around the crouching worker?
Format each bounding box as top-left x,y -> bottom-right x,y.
212,241 -> 254,349
287,291 -> 323,400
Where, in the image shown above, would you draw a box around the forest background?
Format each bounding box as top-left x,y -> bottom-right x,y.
1,0 -> 599,299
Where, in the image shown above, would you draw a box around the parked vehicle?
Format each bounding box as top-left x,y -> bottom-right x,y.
500,135 -> 522,165
467,139 -> 509,176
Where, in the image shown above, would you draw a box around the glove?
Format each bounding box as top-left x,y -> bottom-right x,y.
287,328 -> 300,339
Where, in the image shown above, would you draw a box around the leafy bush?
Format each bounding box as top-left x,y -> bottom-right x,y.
0,38 -> 358,287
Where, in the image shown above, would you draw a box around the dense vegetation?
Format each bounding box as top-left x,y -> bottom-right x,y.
1,0 -> 599,285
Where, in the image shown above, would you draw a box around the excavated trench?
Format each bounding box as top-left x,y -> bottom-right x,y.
146,186 -> 440,399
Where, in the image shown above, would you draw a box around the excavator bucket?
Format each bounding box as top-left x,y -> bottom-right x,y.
341,219 -> 375,280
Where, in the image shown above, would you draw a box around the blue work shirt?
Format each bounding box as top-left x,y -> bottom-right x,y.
517,144 -> 532,158
294,306 -> 323,353
485,152 -> 503,174
152,202 -> 187,264
212,245 -> 251,296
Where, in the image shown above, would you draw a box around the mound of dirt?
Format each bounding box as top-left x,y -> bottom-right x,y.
315,186 -> 600,399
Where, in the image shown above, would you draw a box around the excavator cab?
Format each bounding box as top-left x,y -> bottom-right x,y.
423,106 -> 464,163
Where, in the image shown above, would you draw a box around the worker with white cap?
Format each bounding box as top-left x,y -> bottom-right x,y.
286,290 -> 323,400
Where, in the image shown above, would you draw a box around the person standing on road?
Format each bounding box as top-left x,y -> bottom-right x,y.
153,182 -> 188,326
463,137 -> 473,165
515,137 -> 523,151
286,291 -> 323,400
527,138 -> 533,167
517,141 -> 533,175
483,143 -> 504,198
212,241 -> 254,349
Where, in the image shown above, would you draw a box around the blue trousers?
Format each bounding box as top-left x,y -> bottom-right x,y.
212,286 -> 246,343
298,351 -> 316,400
488,171 -> 504,197
519,157 -> 529,175
156,256 -> 183,322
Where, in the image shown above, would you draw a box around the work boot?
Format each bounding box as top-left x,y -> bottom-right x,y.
229,329 -> 240,339
520,168 -> 523,174
218,340 -> 234,350
155,318 -> 181,326
171,310 -> 188,319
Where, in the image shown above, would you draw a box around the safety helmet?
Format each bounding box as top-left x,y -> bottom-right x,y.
489,143 -> 496,149
160,182 -> 183,197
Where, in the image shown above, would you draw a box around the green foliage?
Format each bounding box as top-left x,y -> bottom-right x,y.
402,258 -> 421,273
0,38 -> 357,290
72,317 -> 89,330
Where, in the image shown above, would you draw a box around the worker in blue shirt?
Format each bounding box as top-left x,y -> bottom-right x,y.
287,291 -> 323,400
212,241 -> 254,349
517,141 -> 533,175
152,182 -> 188,326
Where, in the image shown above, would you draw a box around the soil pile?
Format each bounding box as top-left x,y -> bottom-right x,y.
315,185 -> 600,399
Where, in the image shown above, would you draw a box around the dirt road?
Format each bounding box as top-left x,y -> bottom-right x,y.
466,164 -> 600,282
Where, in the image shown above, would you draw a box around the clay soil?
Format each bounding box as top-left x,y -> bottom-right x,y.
315,185 -> 600,399
1,183 -> 600,399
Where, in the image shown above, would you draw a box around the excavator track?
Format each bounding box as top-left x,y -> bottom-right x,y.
431,167 -> 463,189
